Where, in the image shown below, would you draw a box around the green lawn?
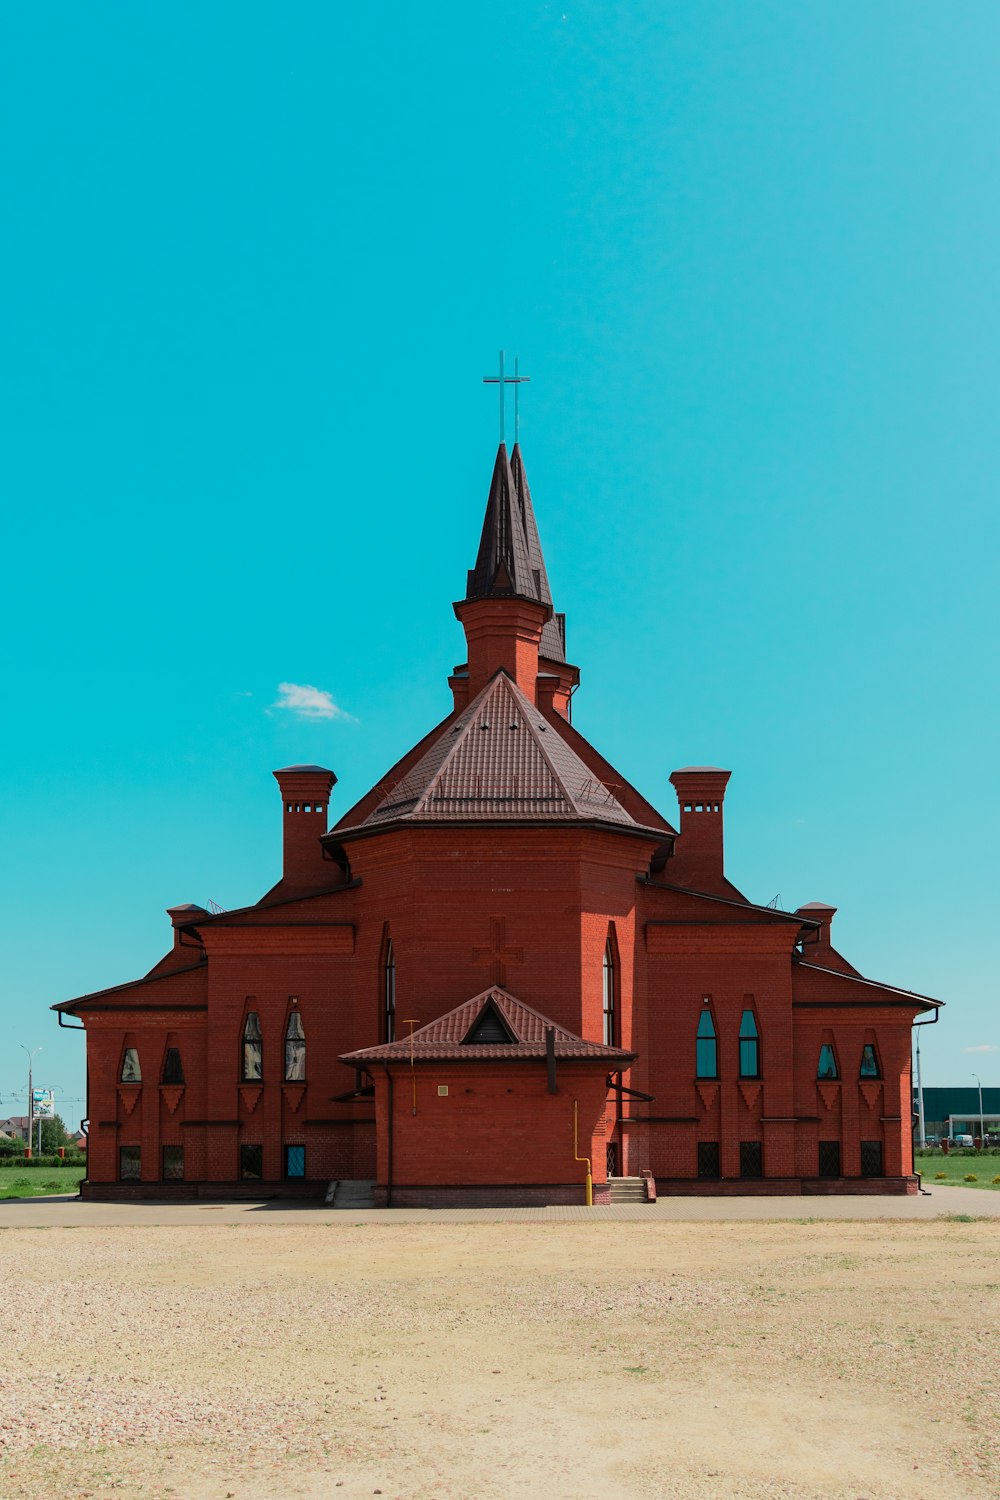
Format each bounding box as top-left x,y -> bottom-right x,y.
0,1165 -> 85,1199
915,1154 -> 1000,1191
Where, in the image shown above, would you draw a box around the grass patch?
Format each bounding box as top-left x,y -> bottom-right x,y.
917,1158 -> 1000,1191
0,1166 -> 85,1199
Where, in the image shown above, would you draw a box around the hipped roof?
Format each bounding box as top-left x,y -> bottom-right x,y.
354,670 -> 641,830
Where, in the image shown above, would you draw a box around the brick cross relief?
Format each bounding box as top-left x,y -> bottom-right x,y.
472,916 -> 524,988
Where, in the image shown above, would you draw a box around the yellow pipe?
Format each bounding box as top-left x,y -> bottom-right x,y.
573,1098 -> 594,1207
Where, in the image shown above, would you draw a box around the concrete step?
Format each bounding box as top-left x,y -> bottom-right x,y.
608,1176 -> 648,1204
329,1178 -> 375,1210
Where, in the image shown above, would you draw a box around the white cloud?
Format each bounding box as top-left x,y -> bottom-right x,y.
272,682 -> 356,722
963,1044 -> 999,1054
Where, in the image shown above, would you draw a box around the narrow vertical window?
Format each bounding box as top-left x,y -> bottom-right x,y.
384,940 -> 396,1043
859,1043 -> 881,1078
240,1143 -> 263,1180
696,1009 -> 717,1078
284,1011 -> 306,1081
119,1145 -> 141,1181
284,1144 -> 306,1179
738,1010 -> 760,1078
817,1044 -> 839,1080
162,1145 -> 184,1180
120,1048 -> 141,1083
161,1048 -> 184,1085
242,1012 -> 263,1081
697,1141 -> 721,1178
602,941 -> 615,1046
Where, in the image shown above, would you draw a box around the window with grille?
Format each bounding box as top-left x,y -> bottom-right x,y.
817,1044 -> 839,1080
739,1141 -> 763,1178
119,1145 -> 141,1181
860,1044 -> 881,1078
162,1145 -> 184,1180
697,1141 -> 721,1178
240,1144 -> 263,1180
161,1048 -> 184,1085
284,1011 -> 306,1080
696,1010 -> 717,1078
603,941 -> 615,1046
860,1140 -> 883,1177
120,1048 -> 141,1083
818,1140 -> 841,1177
242,1013 -> 262,1081
739,1011 -> 760,1078
284,1144 -> 305,1179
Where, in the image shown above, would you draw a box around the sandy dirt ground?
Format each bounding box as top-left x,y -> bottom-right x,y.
0,1217 -> 997,1500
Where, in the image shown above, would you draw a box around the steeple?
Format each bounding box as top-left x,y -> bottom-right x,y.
465,444 -> 535,601
453,444 -> 579,714
510,443 -> 566,664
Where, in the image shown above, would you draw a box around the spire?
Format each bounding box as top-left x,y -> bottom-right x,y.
510,443 -> 566,663
465,444 -> 536,601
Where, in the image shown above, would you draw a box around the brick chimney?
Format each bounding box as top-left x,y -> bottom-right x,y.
668,767 -> 732,894
273,765 -> 337,887
795,902 -> 857,973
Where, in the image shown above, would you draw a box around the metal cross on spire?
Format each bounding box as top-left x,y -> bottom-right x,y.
482,350 -> 530,446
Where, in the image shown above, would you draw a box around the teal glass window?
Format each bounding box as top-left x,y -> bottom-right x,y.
696,1010 -> 717,1078
817,1044 -> 839,1080
738,1010 -> 759,1078
285,1144 -> 305,1179
860,1044 -> 881,1078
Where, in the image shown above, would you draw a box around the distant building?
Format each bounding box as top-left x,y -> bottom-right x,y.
56,442 -> 943,1202
0,1117 -> 30,1143
916,1086 -> 1000,1139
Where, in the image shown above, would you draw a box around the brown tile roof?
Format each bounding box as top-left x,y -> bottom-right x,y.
341,986 -> 636,1065
358,671 -> 639,829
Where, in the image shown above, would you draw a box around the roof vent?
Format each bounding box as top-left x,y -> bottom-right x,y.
463,1001 -> 517,1045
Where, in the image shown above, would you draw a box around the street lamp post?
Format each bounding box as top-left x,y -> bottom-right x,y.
972,1073 -> 985,1151
19,1045 -> 42,1156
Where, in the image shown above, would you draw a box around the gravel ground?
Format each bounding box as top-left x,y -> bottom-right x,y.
0,1218 -> 997,1499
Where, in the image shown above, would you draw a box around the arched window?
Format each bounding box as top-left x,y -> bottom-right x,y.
384,940 -> 396,1043
284,1011 -> 306,1081
859,1043 -> 881,1078
120,1048 -> 141,1083
696,1009 -> 717,1078
817,1044 -> 839,1080
738,1010 -> 760,1078
241,1012 -> 263,1081
602,941 -> 615,1046
161,1047 -> 184,1085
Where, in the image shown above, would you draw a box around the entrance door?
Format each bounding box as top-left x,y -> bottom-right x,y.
606,1141 -> 618,1177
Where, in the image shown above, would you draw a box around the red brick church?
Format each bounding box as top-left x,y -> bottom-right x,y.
56,441 -> 941,1202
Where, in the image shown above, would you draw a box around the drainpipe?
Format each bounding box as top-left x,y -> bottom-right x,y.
573,1098 -> 593,1207
381,1065 -> 394,1209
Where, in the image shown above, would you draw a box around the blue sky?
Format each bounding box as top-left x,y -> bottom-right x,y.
2,2 -> 997,1122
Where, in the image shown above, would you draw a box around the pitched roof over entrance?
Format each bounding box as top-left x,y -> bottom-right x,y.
357,670 -> 639,829
341,986 -> 636,1064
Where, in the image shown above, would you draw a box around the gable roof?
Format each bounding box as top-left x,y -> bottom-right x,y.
352,670 -> 641,830
341,985 -> 636,1064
